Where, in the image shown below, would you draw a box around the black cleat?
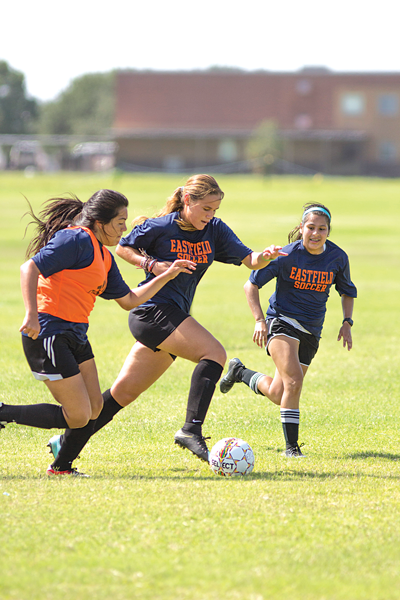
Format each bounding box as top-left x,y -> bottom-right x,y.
283,443 -> 305,458
174,429 -> 210,462
219,358 -> 244,394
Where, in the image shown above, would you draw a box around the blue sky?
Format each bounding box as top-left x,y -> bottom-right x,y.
1,0 -> 399,102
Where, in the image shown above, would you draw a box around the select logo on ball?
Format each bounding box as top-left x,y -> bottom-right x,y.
209,437 -> 255,477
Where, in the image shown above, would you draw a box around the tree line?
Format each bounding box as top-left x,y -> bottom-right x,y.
0,60 -> 115,135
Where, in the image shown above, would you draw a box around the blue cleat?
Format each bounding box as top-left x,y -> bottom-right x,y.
47,434 -> 62,459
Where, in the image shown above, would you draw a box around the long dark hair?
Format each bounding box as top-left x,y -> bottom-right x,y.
24,189 -> 128,258
288,202 -> 332,243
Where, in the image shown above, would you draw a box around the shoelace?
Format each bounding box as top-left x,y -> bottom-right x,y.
198,436 -> 211,448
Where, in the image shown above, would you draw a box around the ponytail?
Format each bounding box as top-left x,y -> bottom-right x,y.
24,195 -> 84,258
24,189 -> 128,258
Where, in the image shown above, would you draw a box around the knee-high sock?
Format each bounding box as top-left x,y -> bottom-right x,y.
93,389 -> 124,434
240,368 -> 266,396
51,419 -> 96,471
0,403 -> 67,429
183,359 -> 223,435
53,389 -> 124,468
281,408 -> 300,449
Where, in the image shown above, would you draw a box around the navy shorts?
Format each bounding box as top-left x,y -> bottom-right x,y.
22,333 -> 94,380
128,303 -> 190,357
266,318 -> 319,367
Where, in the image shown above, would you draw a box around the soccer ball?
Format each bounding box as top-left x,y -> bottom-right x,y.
209,437 -> 255,477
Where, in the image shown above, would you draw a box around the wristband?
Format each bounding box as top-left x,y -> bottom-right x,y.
342,317 -> 353,327
148,259 -> 157,273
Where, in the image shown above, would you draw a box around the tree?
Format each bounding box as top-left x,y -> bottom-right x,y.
39,71 -> 115,135
0,61 -> 38,133
246,119 -> 281,175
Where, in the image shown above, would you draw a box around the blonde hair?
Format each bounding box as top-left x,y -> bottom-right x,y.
132,174 -> 224,232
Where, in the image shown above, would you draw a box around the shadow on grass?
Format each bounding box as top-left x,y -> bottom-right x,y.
346,451 -> 400,461
2,450 -> 400,482
2,468 -> 400,482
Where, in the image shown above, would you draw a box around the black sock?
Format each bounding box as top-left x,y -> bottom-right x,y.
51,420 -> 96,471
52,390 -> 123,470
240,368 -> 266,395
93,389 -> 124,434
0,403 -> 67,429
281,408 -> 300,448
183,359 -> 223,435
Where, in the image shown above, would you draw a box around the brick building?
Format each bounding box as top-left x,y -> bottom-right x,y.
113,69 -> 400,176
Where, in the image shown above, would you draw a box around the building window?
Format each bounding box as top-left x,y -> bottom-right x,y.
296,79 -> 312,95
163,155 -> 184,171
218,139 -> 238,162
294,114 -> 312,129
377,94 -> 398,116
378,141 -> 397,163
341,93 -> 365,116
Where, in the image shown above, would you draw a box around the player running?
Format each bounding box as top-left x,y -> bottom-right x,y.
46,174 -> 285,467
219,202 -> 357,457
0,189 -> 195,476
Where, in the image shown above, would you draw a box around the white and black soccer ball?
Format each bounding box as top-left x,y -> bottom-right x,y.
209,437 -> 255,476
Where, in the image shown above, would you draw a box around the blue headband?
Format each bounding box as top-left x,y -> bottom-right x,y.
302,206 -> 331,221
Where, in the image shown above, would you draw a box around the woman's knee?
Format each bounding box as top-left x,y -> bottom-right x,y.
90,395 -> 104,420
64,406 -> 91,428
284,374 -> 303,397
202,341 -> 226,367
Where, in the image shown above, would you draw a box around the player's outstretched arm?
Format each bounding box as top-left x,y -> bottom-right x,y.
244,280 -> 268,348
115,259 -> 196,310
116,244 -> 173,276
242,245 -> 288,270
337,294 -> 354,351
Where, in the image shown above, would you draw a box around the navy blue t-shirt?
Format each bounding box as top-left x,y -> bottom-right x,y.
119,212 -> 252,313
249,239 -> 357,338
30,228 -> 130,341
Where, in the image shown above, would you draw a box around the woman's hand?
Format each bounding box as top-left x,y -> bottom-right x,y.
164,259 -> 196,279
253,319 -> 268,348
19,314 -> 40,340
337,322 -> 352,351
262,245 -> 288,261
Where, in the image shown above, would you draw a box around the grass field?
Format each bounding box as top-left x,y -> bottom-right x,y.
1,172 -> 399,600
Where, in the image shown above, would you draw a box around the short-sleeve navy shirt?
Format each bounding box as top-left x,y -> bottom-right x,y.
119,212 -> 252,313
249,239 -> 357,338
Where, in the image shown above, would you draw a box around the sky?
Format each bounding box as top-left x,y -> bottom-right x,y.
1,0 -> 399,102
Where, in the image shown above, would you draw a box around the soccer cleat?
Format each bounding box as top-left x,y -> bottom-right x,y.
47,434 -> 62,459
219,357 -> 244,394
46,465 -> 89,477
174,429 -> 210,462
283,443 -> 305,458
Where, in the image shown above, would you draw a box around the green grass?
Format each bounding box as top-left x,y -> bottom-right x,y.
1,172 -> 400,600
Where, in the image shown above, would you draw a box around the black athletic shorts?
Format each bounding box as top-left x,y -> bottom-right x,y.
128,303 -> 189,356
266,317 -> 319,367
22,332 -> 94,380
